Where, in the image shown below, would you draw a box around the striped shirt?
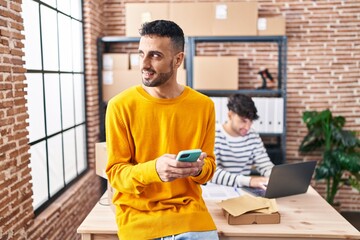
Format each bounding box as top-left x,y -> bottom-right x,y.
210,123 -> 274,187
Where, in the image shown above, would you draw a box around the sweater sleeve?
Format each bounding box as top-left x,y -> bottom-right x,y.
251,134 -> 274,177
190,101 -> 217,185
105,97 -> 162,195
210,164 -> 251,187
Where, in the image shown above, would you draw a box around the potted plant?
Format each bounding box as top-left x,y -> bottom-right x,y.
298,109 -> 360,206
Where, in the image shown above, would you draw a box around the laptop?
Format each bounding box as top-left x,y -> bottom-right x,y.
241,161 -> 317,198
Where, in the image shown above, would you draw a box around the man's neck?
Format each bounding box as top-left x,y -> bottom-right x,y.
142,83 -> 184,99
223,122 -> 240,137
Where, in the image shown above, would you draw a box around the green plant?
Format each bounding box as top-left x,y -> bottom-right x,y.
299,109 -> 360,205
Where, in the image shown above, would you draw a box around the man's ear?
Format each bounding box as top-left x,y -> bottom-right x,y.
228,110 -> 233,120
174,52 -> 185,69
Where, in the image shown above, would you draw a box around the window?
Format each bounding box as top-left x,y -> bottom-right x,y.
22,0 -> 87,214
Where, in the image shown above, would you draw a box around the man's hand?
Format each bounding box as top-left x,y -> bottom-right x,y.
249,176 -> 269,190
155,152 -> 206,182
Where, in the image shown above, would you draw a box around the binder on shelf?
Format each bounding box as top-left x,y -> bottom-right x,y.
253,97 -> 284,134
253,97 -> 267,133
210,97 -> 222,123
266,98 -> 275,133
210,96 -> 229,124
220,97 -> 229,124
273,98 -> 284,133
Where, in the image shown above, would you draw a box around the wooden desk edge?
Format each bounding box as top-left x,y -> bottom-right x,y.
77,187 -> 360,239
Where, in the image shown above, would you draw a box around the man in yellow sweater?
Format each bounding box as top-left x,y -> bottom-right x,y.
105,20 -> 218,239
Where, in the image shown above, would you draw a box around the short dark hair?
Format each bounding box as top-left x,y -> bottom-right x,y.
139,20 -> 185,52
227,94 -> 259,121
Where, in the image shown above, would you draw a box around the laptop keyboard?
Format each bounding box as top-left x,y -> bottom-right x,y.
241,186 -> 266,197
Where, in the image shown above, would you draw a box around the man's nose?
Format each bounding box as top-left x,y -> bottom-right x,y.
141,55 -> 150,68
244,121 -> 252,130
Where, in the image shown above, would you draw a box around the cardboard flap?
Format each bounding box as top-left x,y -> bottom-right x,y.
252,198 -> 278,214
217,194 -> 278,216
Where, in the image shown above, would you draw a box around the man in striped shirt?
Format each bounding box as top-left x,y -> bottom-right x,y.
211,94 -> 274,190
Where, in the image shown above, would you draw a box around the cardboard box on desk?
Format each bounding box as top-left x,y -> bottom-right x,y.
95,142 -> 108,179
223,209 -> 280,225
95,142 -> 116,213
218,195 -> 280,225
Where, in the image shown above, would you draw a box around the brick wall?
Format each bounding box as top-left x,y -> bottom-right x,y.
1,0 -> 359,239
0,0 -> 32,238
100,0 -> 360,211
283,0 -> 360,211
0,0 -> 105,239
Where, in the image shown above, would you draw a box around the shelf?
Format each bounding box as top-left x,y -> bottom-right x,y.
192,35 -> 286,43
197,89 -> 282,97
100,36 -> 140,43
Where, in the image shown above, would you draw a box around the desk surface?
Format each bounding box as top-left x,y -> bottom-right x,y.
77,186 -> 360,240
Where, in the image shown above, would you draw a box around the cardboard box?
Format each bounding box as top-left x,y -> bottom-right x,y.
129,52 -> 140,70
103,53 -> 129,71
169,3 -> 213,36
193,56 -> 238,90
95,142 -> 116,213
126,2 -> 258,37
177,68 -> 186,86
125,3 -> 170,37
177,60 -> 187,86
223,209 -> 280,225
102,69 -> 141,101
107,181 -> 116,213
257,16 -> 286,36
212,2 -> 258,36
217,194 -> 280,225
95,142 -> 108,179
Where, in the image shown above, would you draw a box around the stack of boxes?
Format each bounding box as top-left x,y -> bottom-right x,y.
95,142 -> 116,213
125,2 -> 285,37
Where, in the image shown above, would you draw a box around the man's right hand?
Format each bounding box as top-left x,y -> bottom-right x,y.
155,153 -> 205,182
249,176 -> 269,190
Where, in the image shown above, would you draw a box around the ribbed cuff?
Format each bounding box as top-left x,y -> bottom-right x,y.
236,175 -> 251,187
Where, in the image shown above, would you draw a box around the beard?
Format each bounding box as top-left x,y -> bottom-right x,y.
142,62 -> 174,87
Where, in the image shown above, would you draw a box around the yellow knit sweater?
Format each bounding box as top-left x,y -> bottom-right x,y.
105,85 -> 217,239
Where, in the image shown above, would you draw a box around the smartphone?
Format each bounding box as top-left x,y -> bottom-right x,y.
176,149 -> 202,162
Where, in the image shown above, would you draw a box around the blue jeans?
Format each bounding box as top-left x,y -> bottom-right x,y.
153,230 -> 219,240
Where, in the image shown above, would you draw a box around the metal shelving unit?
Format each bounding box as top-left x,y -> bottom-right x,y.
186,36 -> 287,164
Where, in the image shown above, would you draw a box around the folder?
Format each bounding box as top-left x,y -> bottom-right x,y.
253,97 -> 267,133
265,98 -> 274,133
273,98 -> 284,133
220,97 -> 229,124
210,97 -> 222,123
